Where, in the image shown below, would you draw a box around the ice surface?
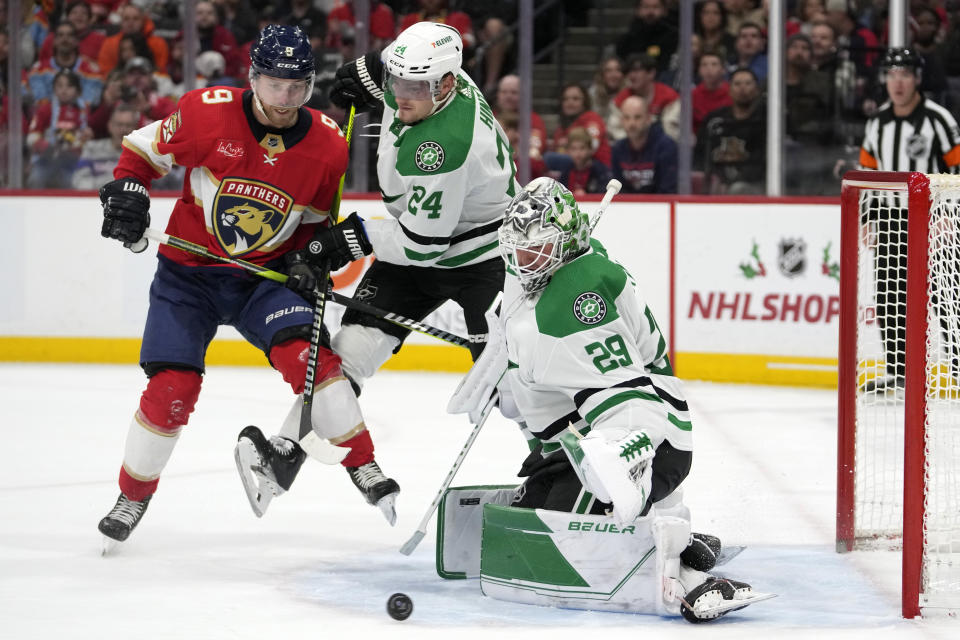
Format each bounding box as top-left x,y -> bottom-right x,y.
0,364 -> 956,638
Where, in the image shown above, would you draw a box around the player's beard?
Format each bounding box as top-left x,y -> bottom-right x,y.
253,92 -> 299,129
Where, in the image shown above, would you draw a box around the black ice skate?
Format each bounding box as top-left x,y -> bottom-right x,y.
234,425 -> 306,517
680,577 -> 776,623
99,492 -> 152,552
346,461 -> 400,526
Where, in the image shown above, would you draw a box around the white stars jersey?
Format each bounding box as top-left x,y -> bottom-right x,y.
368,73 -> 520,268
115,87 -> 349,267
502,240 -> 693,456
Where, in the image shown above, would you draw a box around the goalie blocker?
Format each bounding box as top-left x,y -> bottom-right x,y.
435,486 -> 774,621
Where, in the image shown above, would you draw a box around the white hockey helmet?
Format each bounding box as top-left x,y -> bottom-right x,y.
498,178 -> 591,295
381,21 -> 462,103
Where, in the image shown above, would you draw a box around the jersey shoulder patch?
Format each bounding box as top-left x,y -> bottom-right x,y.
534,249 -> 628,338
393,82 -> 482,177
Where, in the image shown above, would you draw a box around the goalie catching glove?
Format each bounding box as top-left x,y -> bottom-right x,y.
329,52 -> 384,112
560,427 -> 656,524
100,177 -> 150,252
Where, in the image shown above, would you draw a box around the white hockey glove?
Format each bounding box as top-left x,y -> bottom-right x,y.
448,304 -> 513,423
559,427 -> 656,524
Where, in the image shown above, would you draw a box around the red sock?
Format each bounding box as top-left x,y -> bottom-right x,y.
339,430 -> 374,468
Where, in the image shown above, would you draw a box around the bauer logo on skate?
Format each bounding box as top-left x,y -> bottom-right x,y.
213,179 -> 293,256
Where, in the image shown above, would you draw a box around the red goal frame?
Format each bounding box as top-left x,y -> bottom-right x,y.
837,171 -> 931,619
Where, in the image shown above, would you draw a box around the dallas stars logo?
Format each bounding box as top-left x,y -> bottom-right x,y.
573,292 -> 606,325
415,141 -> 444,172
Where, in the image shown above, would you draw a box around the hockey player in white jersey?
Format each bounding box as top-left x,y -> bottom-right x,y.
447,178 -> 773,622
309,21 -> 517,378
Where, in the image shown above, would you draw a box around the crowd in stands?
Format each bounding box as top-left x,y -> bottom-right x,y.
4,0 -> 960,195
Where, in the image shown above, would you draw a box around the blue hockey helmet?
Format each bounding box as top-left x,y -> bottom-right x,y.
250,24 -> 315,80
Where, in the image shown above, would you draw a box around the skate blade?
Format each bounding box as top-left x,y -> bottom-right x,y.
376,491 -> 399,526
715,545 -> 746,566
101,536 -> 120,556
234,440 -> 280,517
694,591 -> 777,618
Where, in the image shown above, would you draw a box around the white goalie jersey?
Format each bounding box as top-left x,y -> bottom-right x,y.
366,72 -> 519,268
501,239 -> 693,456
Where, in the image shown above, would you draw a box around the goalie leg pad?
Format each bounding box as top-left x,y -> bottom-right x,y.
436,485 -> 519,579
331,324 -> 401,389
480,506 -> 687,616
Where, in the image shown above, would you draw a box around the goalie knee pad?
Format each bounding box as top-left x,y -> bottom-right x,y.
331,324 -> 400,388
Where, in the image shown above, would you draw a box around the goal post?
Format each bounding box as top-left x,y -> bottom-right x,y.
837,170 -> 960,619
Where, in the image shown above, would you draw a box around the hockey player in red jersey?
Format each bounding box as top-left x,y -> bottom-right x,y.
97,25 -> 399,547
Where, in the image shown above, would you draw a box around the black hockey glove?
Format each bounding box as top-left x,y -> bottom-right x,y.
304,212 -> 373,272
284,250 -> 329,298
329,52 -> 384,112
100,177 -> 150,252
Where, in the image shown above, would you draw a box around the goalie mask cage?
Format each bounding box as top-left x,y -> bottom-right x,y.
837,170 -> 960,619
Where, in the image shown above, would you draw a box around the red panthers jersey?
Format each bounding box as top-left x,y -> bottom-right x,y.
115,86 -> 349,268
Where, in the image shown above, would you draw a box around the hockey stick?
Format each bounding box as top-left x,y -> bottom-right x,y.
399,391 -> 499,556
589,179 -> 622,232
141,230 -> 470,348
298,105 -> 356,457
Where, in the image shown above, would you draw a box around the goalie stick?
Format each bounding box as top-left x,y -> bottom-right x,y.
399,391 -> 499,555
590,178 -> 622,232
141,228 -> 469,348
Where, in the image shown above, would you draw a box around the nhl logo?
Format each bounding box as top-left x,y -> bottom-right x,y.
906,133 -> 929,160
573,292 -> 607,325
778,238 -> 806,278
415,141 -> 445,172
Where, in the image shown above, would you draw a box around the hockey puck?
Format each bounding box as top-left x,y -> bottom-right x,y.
386,592 -> 413,620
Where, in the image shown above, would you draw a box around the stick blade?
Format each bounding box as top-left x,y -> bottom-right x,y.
399,530 -> 426,556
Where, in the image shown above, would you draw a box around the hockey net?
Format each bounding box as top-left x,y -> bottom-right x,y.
837,171 -> 960,618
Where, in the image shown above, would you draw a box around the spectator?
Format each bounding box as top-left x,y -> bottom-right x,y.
810,18 -> 839,73
784,33 -> 835,194
399,1 -> 474,48
912,7 -> 949,103
196,0 -> 242,78
280,0 -> 328,38
122,56 -> 177,123
696,0 -> 736,63
116,35 -> 177,99
695,67 -> 766,194
787,0 -> 827,37
38,1 -> 107,63
326,1 -> 396,57
196,50 -> 240,88
459,1 -> 516,100
825,0 -> 879,76
729,22 -> 768,85
27,69 -> 91,188
722,0 -> 766,37
97,3 -> 170,76
558,127 -> 613,195
611,95 -> 678,194
615,0 -> 678,74
493,74 -> 548,163
549,83 -> 611,168
613,53 -> 679,118
588,56 -> 625,136
213,0 -> 259,46
497,110 -> 547,179
89,69 -> 140,138
692,51 -> 731,134
28,21 -> 103,108
71,103 -> 140,190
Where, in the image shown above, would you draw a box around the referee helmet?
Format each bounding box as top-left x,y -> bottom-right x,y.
879,47 -> 924,79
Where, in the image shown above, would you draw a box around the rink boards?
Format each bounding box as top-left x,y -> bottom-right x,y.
0,193 -> 852,386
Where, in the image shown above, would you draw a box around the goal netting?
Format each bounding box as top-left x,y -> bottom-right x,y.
837,171 -> 960,618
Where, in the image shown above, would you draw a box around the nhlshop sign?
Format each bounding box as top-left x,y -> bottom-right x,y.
675,203 -> 840,360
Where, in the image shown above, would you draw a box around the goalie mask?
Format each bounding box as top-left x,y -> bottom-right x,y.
382,22 -> 462,107
498,178 -> 590,295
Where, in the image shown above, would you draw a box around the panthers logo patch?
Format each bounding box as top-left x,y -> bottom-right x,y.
573,292 -> 607,325
213,178 -> 293,256
415,141 -> 444,172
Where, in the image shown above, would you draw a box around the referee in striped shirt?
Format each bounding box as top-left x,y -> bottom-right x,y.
858,47 -> 960,391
